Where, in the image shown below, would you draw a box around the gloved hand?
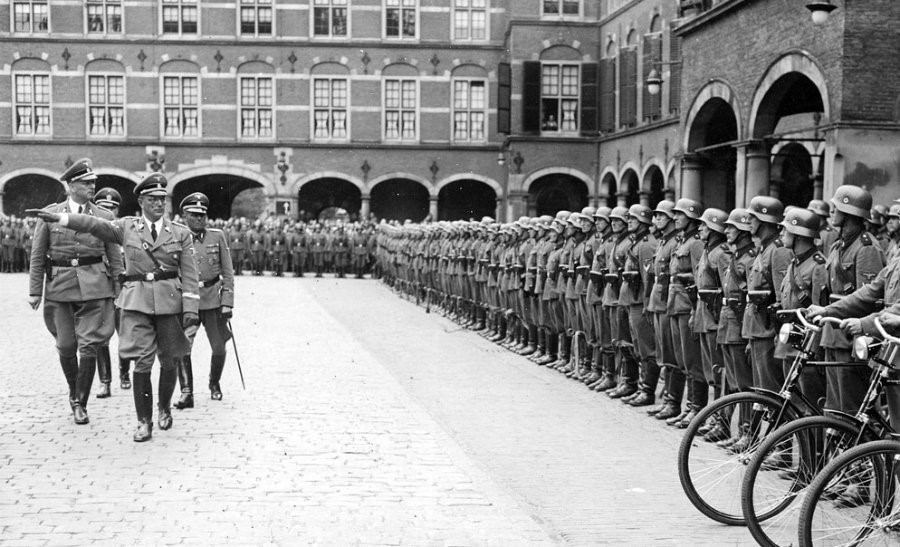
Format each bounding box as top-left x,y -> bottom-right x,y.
182,312 -> 200,329
840,318 -> 863,337
221,306 -> 233,319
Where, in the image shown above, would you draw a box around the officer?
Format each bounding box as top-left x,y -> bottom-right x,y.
28,159 -> 123,424
175,192 -> 235,408
29,173 -> 200,442
743,196 -> 793,395
351,226 -> 369,278
93,187 -> 126,397
808,199 -> 837,253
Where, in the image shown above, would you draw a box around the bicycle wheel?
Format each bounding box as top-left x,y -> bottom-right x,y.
678,391 -> 800,525
742,415 -> 863,547
799,439 -> 900,547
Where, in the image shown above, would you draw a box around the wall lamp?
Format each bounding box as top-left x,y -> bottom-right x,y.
806,1 -> 837,25
645,60 -> 682,96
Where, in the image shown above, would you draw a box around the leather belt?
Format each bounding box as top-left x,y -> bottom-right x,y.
51,256 -> 103,267
120,270 -> 178,282
199,274 -> 221,288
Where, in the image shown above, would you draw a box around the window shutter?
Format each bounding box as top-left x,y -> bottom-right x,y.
498,62 -> 511,134
620,48 -> 637,127
599,57 -> 616,133
580,63 -> 599,136
642,34 -> 662,120
522,61 -> 541,134
669,33 -> 683,114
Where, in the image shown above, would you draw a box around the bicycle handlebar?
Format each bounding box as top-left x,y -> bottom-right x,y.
874,317 -> 900,345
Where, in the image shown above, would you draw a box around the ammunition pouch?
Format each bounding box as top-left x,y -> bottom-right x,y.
747,290 -> 775,308
686,284 -> 698,307
699,289 -> 722,321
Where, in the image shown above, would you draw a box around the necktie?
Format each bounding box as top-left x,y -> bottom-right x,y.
151,223 -> 158,242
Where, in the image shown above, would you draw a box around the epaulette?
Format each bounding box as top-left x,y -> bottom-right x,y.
861,233 -> 873,246
813,253 -> 826,264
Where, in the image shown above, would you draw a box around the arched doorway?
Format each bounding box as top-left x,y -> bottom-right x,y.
370,178 -> 429,222
599,173 -> 617,208
642,165 -> 665,209
173,174 -> 263,219
96,175 -> 139,217
528,173 -> 588,216
771,143 -> 814,208
297,178 -> 362,221
3,174 -> 64,216
619,169 -> 640,207
438,180 -> 496,221
687,97 -> 738,210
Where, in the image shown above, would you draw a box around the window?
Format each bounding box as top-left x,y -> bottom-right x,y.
87,0 -> 122,33
542,0 -> 579,16
383,78 -> 416,141
541,63 -> 579,133
452,79 -> 486,142
313,0 -> 347,37
13,74 -> 51,136
88,75 -> 125,137
240,0 -> 272,36
162,0 -> 197,34
162,76 -> 199,137
13,0 -> 48,32
240,77 -> 273,139
385,0 -> 416,39
312,77 -> 348,140
453,0 -> 485,41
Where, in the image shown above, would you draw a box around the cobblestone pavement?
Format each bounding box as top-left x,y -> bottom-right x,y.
0,274 -> 755,546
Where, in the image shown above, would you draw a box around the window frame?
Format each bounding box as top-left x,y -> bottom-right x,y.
12,72 -> 52,138
237,75 -> 276,141
159,73 -> 202,140
450,0 -> 488,43
311,0 -> 350,39
382,76 -> 419,143
540,0 -> 582,20
11,0 -> 50,34
238,0 -> 274,38
450,77 -> 488,144
85,73 -> 127,139
383,0 -> 418,41
310,75 -> 350,143
160,0 -> 199,36
85,0 -> 123,35
539,61 -> 581,136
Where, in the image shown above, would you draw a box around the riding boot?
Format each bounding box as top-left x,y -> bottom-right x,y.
552,333 -> 570,369
174,355 -> 194,410
59,355 -> 78,410
538,332 -> 557,365
584,346 -> 603,386
209,353 -> 226,401
593,351 -> 617,391
657,368 -> 686,420
670,379 -> 695,426
96,346 -> 112,399
119,357 -> 131,389
157,365 -> 177,430
530,328 -> 546,362
521,324 -> 538,356
132,371 -> 153,442
72,355 -> 96,424
474,306 -> 486,331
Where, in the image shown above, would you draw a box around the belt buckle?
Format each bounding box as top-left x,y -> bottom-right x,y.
70,258 -> 79,266
145,272 -> 155,281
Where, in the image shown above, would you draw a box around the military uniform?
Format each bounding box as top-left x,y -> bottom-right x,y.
621,220 -> 657,402
229,225 -> 247,275
648,224 -> 680,416
289,226 -> 309,277
268,226 -> 288,276
248,225 -> 266,275
719,239 -> 755,393
693,228 -> 729,399
0,219 -> 16,272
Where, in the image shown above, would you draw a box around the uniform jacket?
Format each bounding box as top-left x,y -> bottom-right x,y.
693,235 -> 730,333
648,228 -> 679,314
668,226 -> 704,316
248,229 -> 266,252
776,247 -> 826,358
620,229 -> 655,308
587,232 -> 610,306
717,238 -> 755,345
186,227 -> 235,310
824,257 -> 900,338
742,233 -> 793,339
0,224 -> 16,247
602,231 -> 629,307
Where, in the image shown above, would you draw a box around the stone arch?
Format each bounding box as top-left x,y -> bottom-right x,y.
1,170 -> 66,216
649,13 -> 662,32
236,60 -> 276,74
95,169 -> 140,217
450,63 -> 489,78
619,168 -> 640,206
641,161 -> 666,209
291,171 -> 366,196
539,45 -> 581,62
10,57 -> 51,71
527,172 -> 589,216
749,51 -> 830,140
368,176 -> 431,222
435,173 -> 502,198
84,58 -> 125,73
169,164 -> 275,196
0,168 -> 62,194
437,179 -> 497,221
368,172 -> 434,196
522,166 -> 593,194
598,170 -> 617,208
171,171 -> 269,220
684,79 -> 743,151
296,177 -> 362,220
159,59 -> 201,73
382,62 -> 418,77
310,60 -> 351,75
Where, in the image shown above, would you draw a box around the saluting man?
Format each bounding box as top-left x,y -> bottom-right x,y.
28,173 -> 200,442
28,158 -> 123,424
174,192 -> 235,409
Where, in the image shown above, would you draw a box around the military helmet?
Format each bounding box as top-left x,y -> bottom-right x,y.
780,207 -> 819,239
555,210 -> 571,223
888,204 -> 900,219
830,185 -> 872,220
653,200 -> 676,218
807,199 -> 830,218
724,208 -> 751,232
567,211 -> 586,225
673,198 -> 703,220
628,204 -> 653,225
609,206 -> 629,222
747,196 -> 784,224
699,207 -> 728,234
870,204 -> 888,227
593,206 -> 612,221
538,214 -> 554,225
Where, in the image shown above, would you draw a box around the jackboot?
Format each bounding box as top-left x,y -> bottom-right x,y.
72,355 -> 96,424
582,346 -> 602,385
209,353 -> 226,401
537,333 -> 558,366
520,324 -> 538,356
593,352 -> 617,391
157,366 -> 177,431
119,358 -> 131,389
667,377 -> 693,426
677,379 -> 709,428
96,346 -> 112,399
174,356 -> 194,410
132,372 -> 153,442
529,328 -> 546,362
551,333 -> 570,369
59,355 -> 78,410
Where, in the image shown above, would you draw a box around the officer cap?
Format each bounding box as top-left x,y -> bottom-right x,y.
628,204 -> 653,225
653,200 -> 676,218
93,187 -> 122,210
830,185 -> 872,220
609,206 -> 629,222
581,206 -> 597,218
180,192 -> 209,214
870,204 -> 888,227
134,173 -> 168,197
699,207 -> 728,234
724,208 -> 751,232
60,158 -> 97,184
889,204 -> 900,219
673,198 -> 703,220
780,207 -> 819,239
593,206 -> 612,221
747,196 -> 785,224
807,199 -> 830,218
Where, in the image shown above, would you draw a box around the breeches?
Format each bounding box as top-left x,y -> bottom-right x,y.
43,298 -> 115,359
184,308 -> 231,356
118,311 -> 190,374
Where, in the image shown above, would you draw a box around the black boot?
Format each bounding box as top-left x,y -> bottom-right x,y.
157,366 -> 177,430
96,346 -> 112,399
119,357 -> 131,389
72,355 -> 96,424
537,332 -> 557,365
132,372 -> 153,442
59,355 -> 78,410
174,356 -> 194,410
210,353 -> 226,401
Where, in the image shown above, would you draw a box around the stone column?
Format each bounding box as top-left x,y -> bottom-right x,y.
360,195 -> 371,220
745,141 -> 771,205
0,192 -> 4,216
680,154 -> 704,201
428,196 -> 438,222
615,191 -> 628,208
639,191 -> 650,207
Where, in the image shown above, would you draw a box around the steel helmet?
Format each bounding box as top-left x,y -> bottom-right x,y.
653,200 -> 676,218
699,207 -> 728,234
581,206 -> 597,218
609,206 -> 629,222
628,204 -> 653,225
830,185 -> 872,220
780,207 -> 819,239
889,204 -> 900,219
593,206 -> 612,221
673,198 -> 703,220
747,196 -> 784,224
567,211 -> 585,225
870,204 -> 888,227
807,199 -> 830,218
724,208 -> 751,231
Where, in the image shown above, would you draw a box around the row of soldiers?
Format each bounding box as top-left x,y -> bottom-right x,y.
0,216 -> 36,272
376,186 -> 899,444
